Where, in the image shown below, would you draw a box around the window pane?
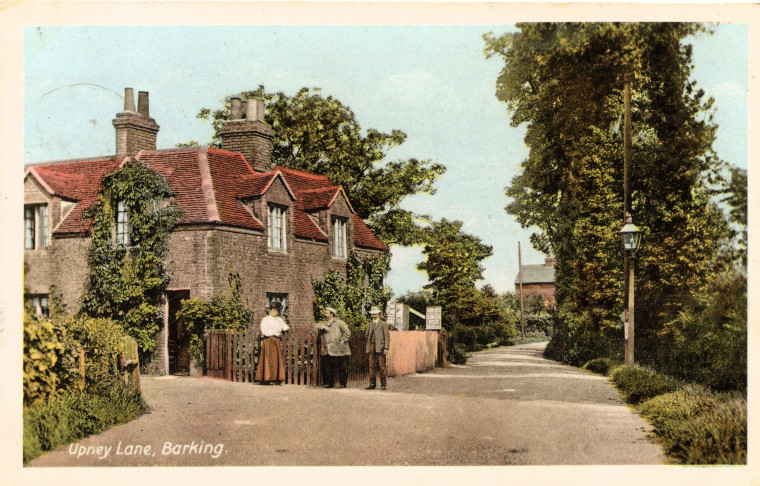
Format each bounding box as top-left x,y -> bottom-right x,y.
25,207 -> 35,249
38,205 -> 48,248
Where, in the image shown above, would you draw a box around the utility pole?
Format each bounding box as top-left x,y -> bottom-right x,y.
518,242 -> 525,344
623,76 -> 634,365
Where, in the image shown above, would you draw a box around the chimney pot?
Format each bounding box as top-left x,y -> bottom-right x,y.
246,98 -> 265,121
137,91 -> 149,116
124,88 -> 136,113
230,97 -> 242,120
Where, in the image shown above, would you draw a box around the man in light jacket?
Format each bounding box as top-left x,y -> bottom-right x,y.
365,306 -> 390,390
317,307 -> 351,388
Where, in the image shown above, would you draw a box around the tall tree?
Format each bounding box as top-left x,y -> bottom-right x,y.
484,23 -> 730,363
193,86 -> 445,246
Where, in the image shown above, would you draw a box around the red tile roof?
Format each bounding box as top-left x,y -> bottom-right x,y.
353,214 -> 389,251
26,148 -> 387,251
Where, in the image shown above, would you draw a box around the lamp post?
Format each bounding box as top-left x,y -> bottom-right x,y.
620,212 -> 642,365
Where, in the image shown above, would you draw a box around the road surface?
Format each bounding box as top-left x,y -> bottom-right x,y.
29,342 -> 664,466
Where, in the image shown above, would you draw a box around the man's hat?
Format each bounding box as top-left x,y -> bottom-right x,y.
369,306 -> 381,315
324,307 -> 337,315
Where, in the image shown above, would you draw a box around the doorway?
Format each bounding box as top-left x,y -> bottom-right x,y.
167,290 -> 191,375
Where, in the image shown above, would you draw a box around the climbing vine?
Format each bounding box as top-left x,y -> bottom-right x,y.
79,161 -> 184,355
312,250 -> 391,330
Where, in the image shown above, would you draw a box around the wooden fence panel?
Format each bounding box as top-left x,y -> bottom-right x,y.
205,328 -> 442,385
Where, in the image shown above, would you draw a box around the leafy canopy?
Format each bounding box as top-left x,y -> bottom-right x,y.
193,86 -> 445,246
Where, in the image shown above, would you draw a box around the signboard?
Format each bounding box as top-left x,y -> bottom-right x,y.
395,303 -> 408,330
386,300 -> 396,328
425,306 -> 442,330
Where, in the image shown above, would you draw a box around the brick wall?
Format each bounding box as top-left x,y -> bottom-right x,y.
518,283 -> 556,309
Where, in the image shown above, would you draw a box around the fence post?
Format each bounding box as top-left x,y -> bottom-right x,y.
79,345 -> 85,391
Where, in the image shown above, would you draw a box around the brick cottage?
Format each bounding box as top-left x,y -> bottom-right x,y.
515,258 -> 557,309
24,88 -> 388,375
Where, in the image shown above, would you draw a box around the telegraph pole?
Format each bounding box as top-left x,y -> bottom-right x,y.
518,242 -> 525,344
623,77 -> 634,364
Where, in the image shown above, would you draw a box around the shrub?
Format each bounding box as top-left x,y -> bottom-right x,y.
177,273 -> 256,369
639,389 -> 746,464
23,313 -> 66,408
23,381 -> 145,463
674,396 -> 747,464
609,365 -> 678,404
65,315 -> 125,395
582,357 -> 619,376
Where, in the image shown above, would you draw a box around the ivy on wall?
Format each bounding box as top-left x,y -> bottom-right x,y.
79,161 -> 184,355
312,250 -> 391,330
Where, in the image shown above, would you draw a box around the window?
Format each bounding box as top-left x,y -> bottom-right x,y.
332,217 -> 346,258
266,293 -> 289,319
116,200 -> 131,247
27,294 -> 50,319
268,205 -> 287,251
24,204 -> 48,250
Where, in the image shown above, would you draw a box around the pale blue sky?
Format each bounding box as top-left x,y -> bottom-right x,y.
23,24 -> 748,296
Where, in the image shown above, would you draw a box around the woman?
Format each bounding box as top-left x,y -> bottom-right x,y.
255,301 -> 289,385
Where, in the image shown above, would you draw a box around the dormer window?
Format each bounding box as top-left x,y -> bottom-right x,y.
24,204 -> 48,250
268,204 -> 287,252
332,217 -> 346,258
116,200 -> 131,247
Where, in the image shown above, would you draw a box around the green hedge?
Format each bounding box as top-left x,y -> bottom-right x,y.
23,381 -> 145,463
638,389 -> 746,464
582,357 -> 619,376
609,364 -> 679,404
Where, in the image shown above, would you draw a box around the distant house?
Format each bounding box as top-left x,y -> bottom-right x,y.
23,88 -> 388,375
515,258 -> 556,309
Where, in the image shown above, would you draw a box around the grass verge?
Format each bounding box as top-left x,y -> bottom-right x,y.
583,360 -> 746,465
23,382 -> 145,464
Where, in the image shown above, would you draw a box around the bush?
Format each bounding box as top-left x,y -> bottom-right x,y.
23,313 -> 66,408
23,381 -> 145,463
639,389 -> 746,464
609,365 -> 678,404
65,316 -> 126,395
582,357 -> 619,376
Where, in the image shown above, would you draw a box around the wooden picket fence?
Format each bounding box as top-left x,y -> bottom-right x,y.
206,328 -> 446,386
206,328 -> 322,385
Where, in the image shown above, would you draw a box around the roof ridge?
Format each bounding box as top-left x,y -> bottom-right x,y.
25,155 -> 120,168
273,165 -> 331,180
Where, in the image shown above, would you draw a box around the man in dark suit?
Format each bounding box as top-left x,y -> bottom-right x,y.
365,306 -> 390,390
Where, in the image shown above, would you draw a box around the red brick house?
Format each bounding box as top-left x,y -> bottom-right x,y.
515,258 -> 556,309
23,89 -> 388,375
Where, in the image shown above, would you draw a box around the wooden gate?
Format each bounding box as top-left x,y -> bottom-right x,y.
206,328 -> 322,385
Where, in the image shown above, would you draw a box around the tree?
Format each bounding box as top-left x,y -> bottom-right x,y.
417,219 -> 493,328
79,162 -> 184,355
194,86 -> 445,246
484,23 -> 731,364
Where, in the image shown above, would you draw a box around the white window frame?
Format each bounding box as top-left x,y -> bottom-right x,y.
27,294 -> 50,319
116,200 -> 131,247
332,217 -> 347,259
268,204 -> 287,252
24,204 -> 48,250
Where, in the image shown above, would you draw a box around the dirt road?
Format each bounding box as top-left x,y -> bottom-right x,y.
29,342 -> 664,466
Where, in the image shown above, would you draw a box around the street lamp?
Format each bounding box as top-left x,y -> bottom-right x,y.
619,212 -> 642,365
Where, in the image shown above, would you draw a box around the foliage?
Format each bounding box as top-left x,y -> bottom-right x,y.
638,388 -> 745,464
312,251 -> 391,331
609,364 -> 678,404
23,382 -> 145,463
177,273 -> 257,368
79,161 -> 184,355
646,265 -> 746,391
195,86 -> 445,246
582,357 -> 619,376
65,315 -> 128,395
484,23 -> 736,374
23,311 -> 66,408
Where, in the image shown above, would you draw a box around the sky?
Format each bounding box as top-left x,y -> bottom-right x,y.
22,23 -> 748,297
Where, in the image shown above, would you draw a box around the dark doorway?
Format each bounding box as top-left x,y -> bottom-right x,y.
167,290 -> 191,375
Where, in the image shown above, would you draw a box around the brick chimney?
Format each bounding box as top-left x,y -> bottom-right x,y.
112,88 -> 160,157
545,257 -> 556,267
219,97 -> 273,172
